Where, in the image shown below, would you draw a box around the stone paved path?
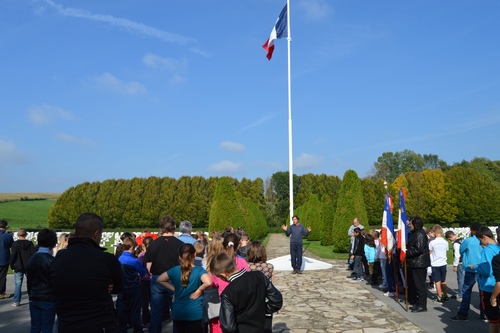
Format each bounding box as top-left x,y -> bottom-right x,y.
267,233 -> 423,333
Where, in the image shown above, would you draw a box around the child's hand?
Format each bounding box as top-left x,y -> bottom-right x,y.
190,289 -> 203,300
491,296 -> 497,307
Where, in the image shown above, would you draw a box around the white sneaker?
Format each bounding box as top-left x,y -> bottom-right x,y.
383,291 -> 395,297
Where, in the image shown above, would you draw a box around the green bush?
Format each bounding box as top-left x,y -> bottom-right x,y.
331,170 -> 368,253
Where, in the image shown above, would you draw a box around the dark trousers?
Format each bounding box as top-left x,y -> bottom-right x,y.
0,265 -> 8,294
290,243 -> 303,270
385,259 -> 396,292
409,267 -> 427,309
459,271 -> 485,317
264,313 -> 273,333
173,319 -> 202,333
362,256 -> 369,278
116,290 -> 142,333
140,280 -> 151,324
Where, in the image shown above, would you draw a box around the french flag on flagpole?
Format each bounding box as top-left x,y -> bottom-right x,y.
397,188 -> 408,262
381,193 -> 395,259
262,4 -> 288,60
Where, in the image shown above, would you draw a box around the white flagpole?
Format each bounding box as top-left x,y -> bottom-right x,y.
287,0 -> 293,224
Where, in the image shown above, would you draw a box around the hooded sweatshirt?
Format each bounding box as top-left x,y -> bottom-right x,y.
10,239 -> 35,273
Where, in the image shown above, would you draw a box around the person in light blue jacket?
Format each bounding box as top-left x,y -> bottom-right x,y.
471,227 -> 500,330
364,233 -> 377,285
450,222 -> 485,322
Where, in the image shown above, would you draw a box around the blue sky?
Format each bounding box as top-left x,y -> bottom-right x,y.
1,0 -> 500,193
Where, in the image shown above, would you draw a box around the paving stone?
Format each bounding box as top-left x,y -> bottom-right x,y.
267,234 -> 425,333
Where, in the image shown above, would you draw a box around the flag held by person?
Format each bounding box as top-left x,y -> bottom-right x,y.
397,188 -> 408,262
381,193 -> 395,259
262,4 -> 288,60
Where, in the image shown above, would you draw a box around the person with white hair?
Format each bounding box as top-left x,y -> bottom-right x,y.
178,220 -> 196,245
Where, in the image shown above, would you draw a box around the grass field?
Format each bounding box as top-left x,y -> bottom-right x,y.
0,200 -> 55,229
0,193 -> 60,201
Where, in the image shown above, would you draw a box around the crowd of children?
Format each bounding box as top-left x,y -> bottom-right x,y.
0,217 -> 282,333
347,218 -> 500,331
110,225 -> 282,333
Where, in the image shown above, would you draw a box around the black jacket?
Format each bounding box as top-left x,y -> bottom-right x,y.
51,237 -> 123,333
406,228 -> 430,268
220,270 -> 283,333
27,251 -> 55,302
10,239 -> 35,273
352,234 -> 365,256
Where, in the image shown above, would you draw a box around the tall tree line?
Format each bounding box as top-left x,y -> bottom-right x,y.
48,152 -> 500,236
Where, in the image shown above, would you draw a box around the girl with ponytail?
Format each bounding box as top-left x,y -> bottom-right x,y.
157,243 -> 212,333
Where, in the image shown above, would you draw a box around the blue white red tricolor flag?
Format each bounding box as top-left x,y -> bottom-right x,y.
262,4 -> 288,60
381,193 -> 395,258
397,188 -> 408,262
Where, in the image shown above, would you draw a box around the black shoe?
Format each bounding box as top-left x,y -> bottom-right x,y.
411,307 -> 427,313
292,269 -> 297,274
297,270 -> 303,274
450,314 -> 469,322
409,305 -> 418,311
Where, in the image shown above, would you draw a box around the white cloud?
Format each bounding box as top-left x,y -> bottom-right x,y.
41,0 -> 196,45
297,0 -> 332,20
220,141 -> 246,153
143,53 -> 188,72
189,47 -> 210,58
294,153 -> 323,169
209,160 -> 244,174
56,133 -> 97,146
0,139 -> 26,165
27,104 -> 75,127
93,73 -> 146,95
241,114 -> 276,131
169,75 -> 187,85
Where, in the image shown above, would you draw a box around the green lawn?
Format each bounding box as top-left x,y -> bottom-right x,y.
0,200 -> 55,229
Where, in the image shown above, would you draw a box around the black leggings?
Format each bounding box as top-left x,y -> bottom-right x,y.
173,319 -> 203,333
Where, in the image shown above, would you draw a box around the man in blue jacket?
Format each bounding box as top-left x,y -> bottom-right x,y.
281,215 -> 311,274
0,220 -> 14,299
472,227 -> 500,330
450,222 -> 485,322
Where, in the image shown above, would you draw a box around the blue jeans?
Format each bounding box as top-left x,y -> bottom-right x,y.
14,271 -> 26,304
353,255 -> 364,279
379,259 -> 387,287
149,275 -> 174,333
29,300 -> 56,333
459,271 -> 484,317
456,265 -> 465,298
385,259 -> 396,292
290,243 -> 303,270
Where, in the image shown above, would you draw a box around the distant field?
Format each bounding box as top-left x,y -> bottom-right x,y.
0,199 -> 55,229
0,193 -> 60,201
